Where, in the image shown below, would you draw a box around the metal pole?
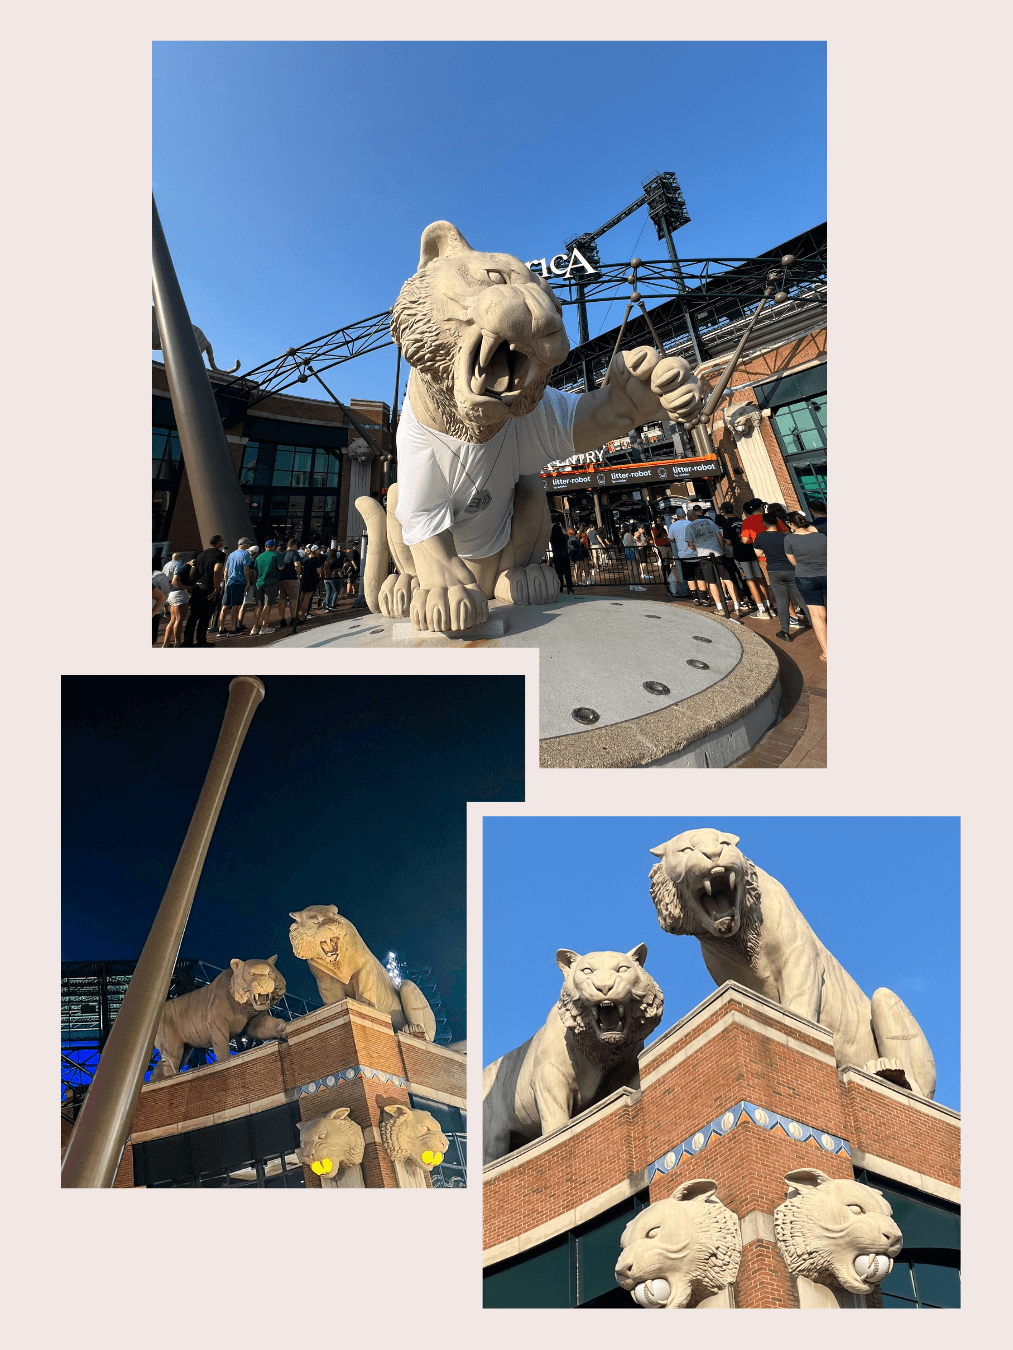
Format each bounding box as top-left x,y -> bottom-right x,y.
354,526 -> 367,608
660,217 -> 703,368
152,197 -> 254,549
61,676 -> 266,1188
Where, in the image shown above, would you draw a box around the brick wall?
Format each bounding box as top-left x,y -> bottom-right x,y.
483,983 -> 958,1308
126,996 -> 465,1188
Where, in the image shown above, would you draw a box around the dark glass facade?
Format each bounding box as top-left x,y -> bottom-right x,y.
856,1171 -> 960,1309
152,427 -> 184,542
483,1191 -> 650,1307
132,1102 -> 305,1188
240,440 -> 342,545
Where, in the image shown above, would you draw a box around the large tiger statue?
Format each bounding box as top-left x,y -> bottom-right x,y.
355,220 -> 705,633
482,946 -> 663,1164
614,1180 -> 743,1309
647,827 -> 937,1098
150,956 -> 288,1081
774,1169 -> 903,1301
287,905 -> 436,1041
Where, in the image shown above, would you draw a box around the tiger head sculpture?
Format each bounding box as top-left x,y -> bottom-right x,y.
379,1104 -> 449,1172
391,220 -> 570,443
296,1108 -> 366,1178
774,1169 -> 904,1296
614,1180 -> 743,1308
229,956 -> 285,1011
648,827 -> 760,944
556,945 -> 664,1071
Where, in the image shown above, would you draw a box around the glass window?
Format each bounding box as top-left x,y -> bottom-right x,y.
273,448 -> 294,486
483,1235 -> 570,1308
240,441 -> 260,485
292,449 -> 313,487
408,1094 -> 467,1189
483,1190 -> 649,1307
855,1171 -> 960,1308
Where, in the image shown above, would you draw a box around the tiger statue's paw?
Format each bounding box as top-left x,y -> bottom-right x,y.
494,563 -> 559,606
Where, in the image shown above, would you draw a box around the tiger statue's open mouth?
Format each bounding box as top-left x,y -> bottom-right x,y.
589,998 -> 627,1042
687,862 -> 743,936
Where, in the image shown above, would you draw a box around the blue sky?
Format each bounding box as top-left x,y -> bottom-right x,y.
63,676 -> 525,1042
153,41 -> 826,407
483,817 -> 959,1109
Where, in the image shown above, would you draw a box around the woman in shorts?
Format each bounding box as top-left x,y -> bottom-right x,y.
160,553 -> 191,648
752,513 -> 810,643
785,512 -> 827,662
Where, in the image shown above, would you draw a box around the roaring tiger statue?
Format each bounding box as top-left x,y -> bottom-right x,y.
647,827 -> 937,1098
482,946 -> 663,1164
356,220 -> 705,633
297,1108 -> 366,1179
150,956 -> 288,1081
774,1169 -> 903,1300
379,1104 -> 450,1172
287,905 -> 436,1041
614,1180 -> 743,1309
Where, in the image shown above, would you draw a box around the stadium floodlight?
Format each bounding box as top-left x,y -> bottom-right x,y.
642,172 -> 691,241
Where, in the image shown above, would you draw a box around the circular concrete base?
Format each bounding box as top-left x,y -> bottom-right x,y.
274,597 -> 780,768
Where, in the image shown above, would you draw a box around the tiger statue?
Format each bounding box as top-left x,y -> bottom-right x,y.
482,945 -> 663,1164
356,220 -> 704,633
150,956 -> 288,1081
648,827 -> 937,1098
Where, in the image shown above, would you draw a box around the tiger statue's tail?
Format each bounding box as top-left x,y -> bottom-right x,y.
355,495 -> 389,614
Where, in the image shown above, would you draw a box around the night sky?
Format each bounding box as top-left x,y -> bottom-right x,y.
62,675 -> 525,1041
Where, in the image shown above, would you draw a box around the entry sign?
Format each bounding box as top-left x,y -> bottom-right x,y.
541,457 -> 722,493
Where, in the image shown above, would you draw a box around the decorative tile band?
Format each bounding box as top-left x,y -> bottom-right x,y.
647,1101 -> 851,1183
295,1065 -> 408,1097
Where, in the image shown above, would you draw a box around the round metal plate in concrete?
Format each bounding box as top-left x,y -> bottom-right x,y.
273,597 -> 780,768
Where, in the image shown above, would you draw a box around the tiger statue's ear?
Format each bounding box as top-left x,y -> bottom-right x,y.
725,833 -> 741,846
556,948 -> 580,973
419,221 -> 475,269
384,1103 -> 411,1121
326,1107 -> 351,1121
784,1168 -> 830,1193
288,912 -> 302,921
649,843 -> 665,858
673,1178 -> 718,1203
628,943 -> 648,967
267,954 -> 278,965
230,959 -> 243,973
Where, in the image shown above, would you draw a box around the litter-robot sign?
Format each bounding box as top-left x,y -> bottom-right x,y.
541,456 -> 722,493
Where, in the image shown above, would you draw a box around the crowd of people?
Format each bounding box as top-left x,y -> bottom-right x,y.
546,496 -> 827,663
152,535 -> 361,647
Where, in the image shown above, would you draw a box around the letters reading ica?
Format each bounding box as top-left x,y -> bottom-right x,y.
526,248 -> 598,280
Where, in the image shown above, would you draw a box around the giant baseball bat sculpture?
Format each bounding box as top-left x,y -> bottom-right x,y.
61,677 -> 266,1188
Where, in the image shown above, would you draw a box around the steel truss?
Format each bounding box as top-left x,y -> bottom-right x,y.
207,226 -> 827,417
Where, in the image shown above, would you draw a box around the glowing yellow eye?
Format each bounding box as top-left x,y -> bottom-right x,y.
311,1158 -> 333,1175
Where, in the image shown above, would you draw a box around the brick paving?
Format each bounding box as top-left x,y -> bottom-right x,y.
153,581 -> 826,768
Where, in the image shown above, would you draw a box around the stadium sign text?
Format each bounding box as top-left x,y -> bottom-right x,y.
526,248 -> 598,280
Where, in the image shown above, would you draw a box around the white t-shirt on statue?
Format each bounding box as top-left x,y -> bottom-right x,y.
394,384 -> 579,560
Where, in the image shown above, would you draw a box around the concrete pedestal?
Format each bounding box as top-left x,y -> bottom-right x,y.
274,597 -> 780,768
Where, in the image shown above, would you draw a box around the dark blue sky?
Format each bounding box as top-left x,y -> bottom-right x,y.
63,675 -> 525,1040
484,817 -> 960,1109
152,41 -> 826,405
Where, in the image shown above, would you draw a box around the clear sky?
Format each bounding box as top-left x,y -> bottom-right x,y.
62,675 -> 525,1042
152,41 -> 826,407
483,816 -> 959,1109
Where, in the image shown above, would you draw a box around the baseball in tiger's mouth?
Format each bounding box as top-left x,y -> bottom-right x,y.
691,866 -> 741,935
591,1000 -> 625,1038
